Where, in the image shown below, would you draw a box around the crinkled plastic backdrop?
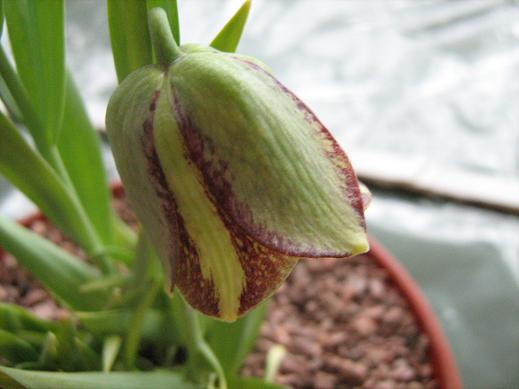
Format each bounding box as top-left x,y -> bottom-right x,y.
1,1 -> 518,387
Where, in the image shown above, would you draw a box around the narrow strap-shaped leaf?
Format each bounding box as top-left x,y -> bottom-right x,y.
4,0 -> 65,144
0,216 -> 106,311
112,215 -> 138,254
147,0 -> 180,44
107,0 -> 153,83
207,302 -> 267,374
0,371 -> 24,389
0,0 -> 13,117
0,367 -> 200,389
0,330 -> 39,364
0,75 -> 22,122
12,330 -> 47,350
58,72 -> 112,245
210,0 -> 251,52
77,309 -> 164,342
79,274 -> 130,293
55,321 -> 100,371
72,337 -> 101,371
38,332 -> 58,370
54,321 -> 77,371
0,47 -> 50,161
124,280 -> 160,368
0,0 -> 4,38
169,294 -> 227,388
0,303 -> 56,333
0,112 -> 111,273
0,47 -> 70,181
265,345 -> 286,383
102,336 -> 121,372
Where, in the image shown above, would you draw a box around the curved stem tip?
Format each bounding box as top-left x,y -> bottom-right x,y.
148,7 -> 182,65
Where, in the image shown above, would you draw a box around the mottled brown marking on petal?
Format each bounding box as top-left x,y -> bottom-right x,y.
235,235 -> 299,316
172,91 -> 301,259
170,63 -> 365,317
175,215 -> 220,317
171,59 -> 365,260
172,92 -> 299,316
141,90 -> 180,286
141,89 -> 219,315
236,58 -> 365,228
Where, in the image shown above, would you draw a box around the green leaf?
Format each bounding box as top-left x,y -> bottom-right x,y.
111,216 -> 138,255
0,303 -> 56,333
0,367 -> 201,389
107,0 -> 153,83
0,373 -> 24,389
102,336 -> 121,372
0,216 -> 106,311
210,0 -> 251,53
124,280 -> 160,368
0,48 -> 71,183
75,338 -> 101,371
79,274 -> 130,293
168,294 -> 226,387
58,72 -> 112,245
228,376 -> 289,389
14,331 -> 47,351
0,330 -> 39,364
264,345 -> 286,383
77,309 -> 165,343
0,0 -> 4,37
37,332 -> 58,370
0,48 -> 62,173
0,74 -> 22,121
147,0 -> 180,44
54,321 -> 100,372
0,112 -> 109,272
4,0 -> 65,144
207,302 -> 267,374
0,2 -> 21,122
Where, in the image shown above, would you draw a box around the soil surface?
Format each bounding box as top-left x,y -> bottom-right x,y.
242,256 -> 439,389
0,218 -> 79,321
0,197 -> 438,389
0,197 -> 138,320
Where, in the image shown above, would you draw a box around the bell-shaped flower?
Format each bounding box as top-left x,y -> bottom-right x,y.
106,10 -> 369,321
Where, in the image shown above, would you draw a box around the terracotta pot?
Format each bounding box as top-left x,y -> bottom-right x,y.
0,182 -> 462,388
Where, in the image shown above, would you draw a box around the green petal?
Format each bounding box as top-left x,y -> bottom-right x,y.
107,49 -> 369,321
106,65 -> 178,289
170,52 -> 368,258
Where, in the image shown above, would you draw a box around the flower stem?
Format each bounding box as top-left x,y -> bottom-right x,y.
131,230 -> 152,288
148,7 -> 182,66
124,279 -> 160,369
170,294 -> 228,389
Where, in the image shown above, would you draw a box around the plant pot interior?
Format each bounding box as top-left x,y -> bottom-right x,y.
0,192 -> 458,389
242,255 -> 440,389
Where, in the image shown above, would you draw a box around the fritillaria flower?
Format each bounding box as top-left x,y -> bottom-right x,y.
107,10 -> 369,322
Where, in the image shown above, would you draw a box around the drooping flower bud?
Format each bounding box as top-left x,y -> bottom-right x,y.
106,9 -> 369,321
